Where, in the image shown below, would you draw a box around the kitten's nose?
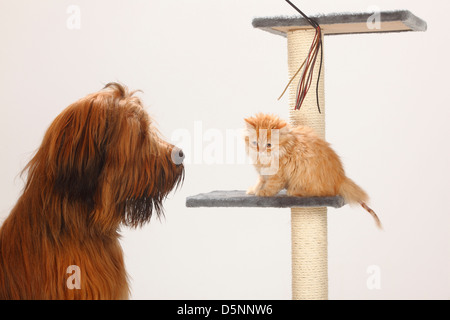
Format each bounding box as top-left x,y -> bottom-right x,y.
171,147 -> 185,166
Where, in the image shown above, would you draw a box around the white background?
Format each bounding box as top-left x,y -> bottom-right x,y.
0,0 -> 449,299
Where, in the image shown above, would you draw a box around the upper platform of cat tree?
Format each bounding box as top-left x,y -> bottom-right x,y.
186,190 -> 345,209
252,10 -> 427,37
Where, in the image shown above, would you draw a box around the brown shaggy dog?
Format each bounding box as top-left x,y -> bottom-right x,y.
0,83 -> 184,299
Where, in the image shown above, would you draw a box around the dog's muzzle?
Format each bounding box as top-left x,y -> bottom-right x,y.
171,147 -> 185,166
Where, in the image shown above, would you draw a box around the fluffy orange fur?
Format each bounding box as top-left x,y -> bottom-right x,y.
244,113 -> 381,229
0,83 -> 184,299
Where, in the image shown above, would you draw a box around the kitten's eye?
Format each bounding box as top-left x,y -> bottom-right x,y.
251,141 -> 257,146
266,143 -> 272,148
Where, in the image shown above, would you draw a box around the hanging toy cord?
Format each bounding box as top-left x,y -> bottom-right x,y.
278,0 -> 323,113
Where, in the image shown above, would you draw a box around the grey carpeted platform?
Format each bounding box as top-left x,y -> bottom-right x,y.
186,190 -> 345,209
252,10 -> 427,37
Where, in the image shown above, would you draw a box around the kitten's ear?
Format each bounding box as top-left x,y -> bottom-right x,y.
276,121 -> 290,134
244,117 -> 256,128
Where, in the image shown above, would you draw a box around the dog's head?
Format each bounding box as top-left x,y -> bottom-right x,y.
25,83 -> 184,230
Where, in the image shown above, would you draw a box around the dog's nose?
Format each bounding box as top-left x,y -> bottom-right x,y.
171,147 -> 185,166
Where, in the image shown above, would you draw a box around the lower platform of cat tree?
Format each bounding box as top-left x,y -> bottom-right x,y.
186,190 -> 345,209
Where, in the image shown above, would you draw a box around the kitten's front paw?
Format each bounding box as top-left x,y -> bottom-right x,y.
286,190 -> 303,197
246,187 -> 256,195
255,189 -> 278,197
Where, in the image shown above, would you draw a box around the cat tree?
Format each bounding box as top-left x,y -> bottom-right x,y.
187,10 -> 426,300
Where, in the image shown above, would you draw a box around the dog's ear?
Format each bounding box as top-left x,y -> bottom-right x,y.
47,96 -> 109,203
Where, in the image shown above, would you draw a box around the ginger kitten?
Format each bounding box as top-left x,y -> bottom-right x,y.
244,113 -> 382,229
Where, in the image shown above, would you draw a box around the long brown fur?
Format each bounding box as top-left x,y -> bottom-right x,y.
0,83 -> 184,299
244,113 -> 381,229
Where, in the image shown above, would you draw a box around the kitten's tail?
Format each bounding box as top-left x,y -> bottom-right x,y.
339,178 -> 383,230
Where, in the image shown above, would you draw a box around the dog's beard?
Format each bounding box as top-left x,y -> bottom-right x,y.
123,195 -> 161,228
122,165 -> 184,228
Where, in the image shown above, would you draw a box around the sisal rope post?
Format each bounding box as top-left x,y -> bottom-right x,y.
287,29 -> 328,300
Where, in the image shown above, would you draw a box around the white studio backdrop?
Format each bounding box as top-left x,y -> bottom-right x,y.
0,0 -> 449,299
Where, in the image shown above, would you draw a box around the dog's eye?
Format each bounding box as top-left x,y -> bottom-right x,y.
266,143 -> 272,148
251,141 -> 257,146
